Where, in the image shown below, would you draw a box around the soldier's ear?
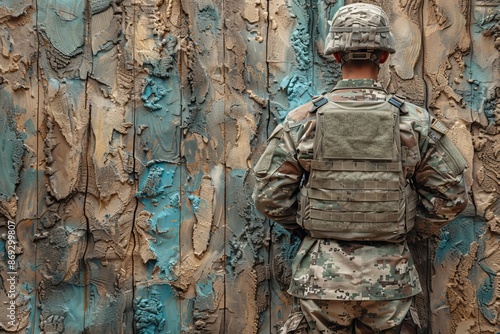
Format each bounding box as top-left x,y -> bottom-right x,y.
333,52 -> 342,64
379,51 -> 389,64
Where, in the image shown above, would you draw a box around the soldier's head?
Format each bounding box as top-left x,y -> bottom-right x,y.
324,3 -> 395,71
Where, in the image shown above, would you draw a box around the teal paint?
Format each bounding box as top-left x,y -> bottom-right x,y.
280,73 -> 314,111
188,194 -> 200,212
135,284 -> 179,334
136,33 -> 181,157
137,162 -> 180,278
37,283 -> 86,333
136,76 -> 181,161
470,7 -> 498,124
23,118 -> 36,137
478,274 -> 496,323
144,35 -> 178,79
481,91 -> 497,125
197,5 -> 220,35
457,57 -> 489,117
273,224 -> 301,263
226,169 -> 268,274
312,1 -> 343,94
22,282 -> 34,294
89,0 -> 113,15
436,217 -> 497,323
436,217 -> 484,262
0,239 -> 5,259
279,1 -> 317,112
0,0 -> 32,18
39,0 -> 86,56
137,165 -> 175,198
196,276 -> 214,298
141,76 -> 170,111
183,106 -> 209,145
135,297 -> 166,333
16,169 -> 44,219
291,24 -> 311,71
0,89 -> 26,201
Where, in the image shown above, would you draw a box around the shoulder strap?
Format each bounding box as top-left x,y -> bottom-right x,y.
388,95 -> 405,109
308,95 -> 329,113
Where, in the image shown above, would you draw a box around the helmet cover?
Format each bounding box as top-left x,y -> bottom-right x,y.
324,3 -> 396,56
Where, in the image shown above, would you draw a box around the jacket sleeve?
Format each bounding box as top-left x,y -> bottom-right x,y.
252,123 -> 305,231
412,128 -> 468,240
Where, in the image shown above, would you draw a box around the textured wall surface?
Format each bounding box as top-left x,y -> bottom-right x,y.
0,0 -> 498,333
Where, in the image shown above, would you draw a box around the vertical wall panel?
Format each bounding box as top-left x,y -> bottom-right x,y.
265,2 -> 309,331
422,0 -> 499,333
84,0 -> 136,331
312,0 -> 343,95
132,0 -> 183,332
178,0 -> 226,332
468,2 -> 500,332
0,1 -> 38,331
223,0 -> 270,333
34,0 -> 90,331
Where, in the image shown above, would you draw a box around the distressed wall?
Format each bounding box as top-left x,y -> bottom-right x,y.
0,0 -> 498,333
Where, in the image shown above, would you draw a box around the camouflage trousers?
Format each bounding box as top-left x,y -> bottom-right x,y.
279,297 -> 412,334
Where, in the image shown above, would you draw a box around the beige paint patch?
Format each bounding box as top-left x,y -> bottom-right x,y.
192,176 -> 215,257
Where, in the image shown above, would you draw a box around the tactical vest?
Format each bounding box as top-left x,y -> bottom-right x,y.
297,92 -> 418,242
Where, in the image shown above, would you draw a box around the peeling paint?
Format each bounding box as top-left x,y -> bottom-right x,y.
0,0 -> 498,333
0,89 -> 25,201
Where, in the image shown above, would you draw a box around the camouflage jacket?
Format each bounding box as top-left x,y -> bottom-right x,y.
252,79 -> 468,300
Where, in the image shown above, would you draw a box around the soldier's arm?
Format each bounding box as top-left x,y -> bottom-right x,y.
252,123 -> 304,231
412,128 -> 468,240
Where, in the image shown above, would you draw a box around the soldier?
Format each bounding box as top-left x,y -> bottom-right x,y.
252,3 -> 468,334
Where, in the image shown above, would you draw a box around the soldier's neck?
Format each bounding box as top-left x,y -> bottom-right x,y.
341,64 -> 379,80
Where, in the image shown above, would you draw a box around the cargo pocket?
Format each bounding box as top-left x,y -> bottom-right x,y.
254,125 -> 284,177
297,186 -> 310,230
404,184 -> 418,232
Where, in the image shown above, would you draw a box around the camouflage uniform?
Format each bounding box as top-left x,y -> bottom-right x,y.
252,79 -> 468,333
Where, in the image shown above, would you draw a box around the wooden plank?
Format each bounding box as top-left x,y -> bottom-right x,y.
467,2 -> 500,331
224,0 -> 271,333
378,1 -> 427,105
0,1 -> 39,329
31,0 -> 91,331
132,0 -> 183,332
421,1 -> 468,333
176,0 -> 226,332
0,1 -> 39,331
312,0 -> 343,95
429,0 -> 499,333
265,1 -> 320,331
82,0 -> 137,328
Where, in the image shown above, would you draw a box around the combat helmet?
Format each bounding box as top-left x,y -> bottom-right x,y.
324,3 -> 396,63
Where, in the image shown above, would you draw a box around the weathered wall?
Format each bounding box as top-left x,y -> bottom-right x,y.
0,0 -> 498,333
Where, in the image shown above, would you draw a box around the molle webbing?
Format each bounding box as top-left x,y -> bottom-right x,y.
308,179 -> 400,191
311,160 -> 401,172
311,211 -> 399,223
307,159 -> 401,225
298,95 -> 416,242
308,188 -> 402,202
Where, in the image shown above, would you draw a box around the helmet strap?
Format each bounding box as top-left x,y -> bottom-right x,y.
341,52 -> 380,65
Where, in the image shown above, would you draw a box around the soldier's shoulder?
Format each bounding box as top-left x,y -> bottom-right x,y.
398,95 -> 429,116
285,100 -> 317,123
397,98 -> 430,122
